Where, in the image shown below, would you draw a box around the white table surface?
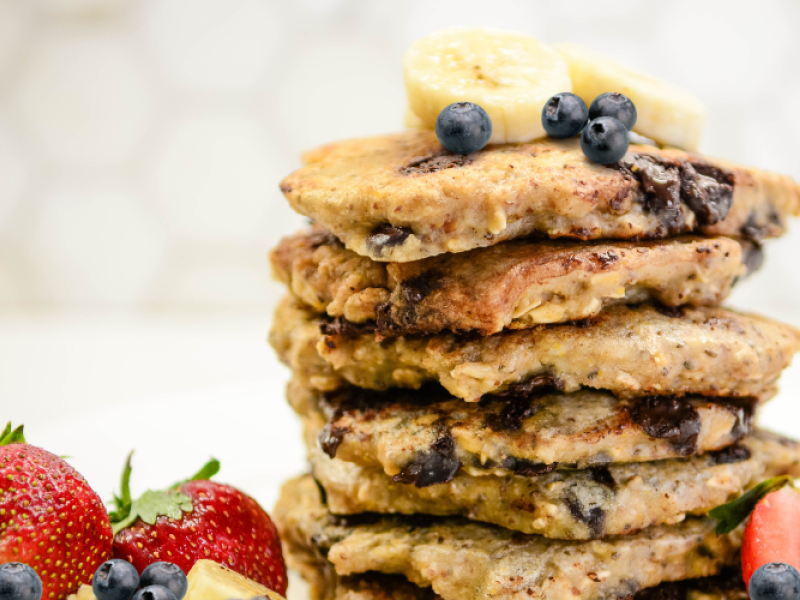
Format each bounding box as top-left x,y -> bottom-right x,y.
2,307 -> 799,599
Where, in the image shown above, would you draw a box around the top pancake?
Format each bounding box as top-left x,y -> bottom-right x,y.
279,131 -> 800,262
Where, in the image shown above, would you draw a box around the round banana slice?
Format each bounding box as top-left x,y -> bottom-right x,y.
403,104 -> 425,130
557,43 -> 707,151
403,28 -> 571,144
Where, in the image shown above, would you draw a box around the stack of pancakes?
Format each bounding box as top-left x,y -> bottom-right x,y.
268,131 -> 800,600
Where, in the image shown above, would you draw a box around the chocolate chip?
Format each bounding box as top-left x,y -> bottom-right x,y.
637,157 -> 681,212
595,250 -> 619,269
708,443 -> 752,465
589,466 -> 616,490
400,152 -> 473,175
654,304 -> 686,319
306,229 -> 344,249
392,424 -> 461,488
680,162 -> 733,226
377,272 -> 444,336
319,316 -> 374,338
742,242 -> 765,274
312,476 -> 329,506
740,213 -> 770,241
499,374 -> 561,397
613,154 -> 735,234
318,423 -> 348,458
628,396 -> 701,455
564,476 -> 612,538
484,397 -> 540,433
501,457 -> 558,477
366,224 -> 413,257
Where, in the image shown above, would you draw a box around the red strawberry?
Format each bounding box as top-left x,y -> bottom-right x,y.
742,485 -> 800,586
0,423 -> 113,600
110,454 -> 287,595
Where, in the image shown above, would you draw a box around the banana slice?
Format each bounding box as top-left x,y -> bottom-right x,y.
404,28 -> 571,144
403,104 -> 425,130
557,43 -> 706,151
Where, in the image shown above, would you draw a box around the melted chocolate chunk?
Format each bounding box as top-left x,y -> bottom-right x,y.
393,424 -> 462,488
565,499 -> 605,539
589,466 -> 616,490
729,400 -> 755,440
679,162 -> 734,226
654,304 -> 686,319
500,456 -> 558,477
318,423 -> 348,458
312,475 -> 329,506
377,272 -> 444,336
740,213 -> 770,241
595,250 -> 619,269
319,316 -> 375,338
614,154 -> 735,234
366,224 -> 413,257
484,397 -> 540,433
306,228 -> 344,249
708,443 -> 752,465
399,272 -> 441,304
628,397 -> 701,456
499,374 -> 562,397
742,242 -> 765,273
400,153 -> 473,175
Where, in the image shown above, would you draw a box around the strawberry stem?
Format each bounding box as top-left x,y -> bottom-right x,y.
709,475 -> 795,534
172,458 -> 220,488
108,452 -> 221,535
0,422 -> 26,446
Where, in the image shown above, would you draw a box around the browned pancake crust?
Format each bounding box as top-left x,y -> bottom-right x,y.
275,475 -> 742,600
289,547 -> 746,600
270,297 -> 800,401
289,380 -> 756,472
308,429 -> 800,539
272,227 -> 755,335
280,131 -> 800,262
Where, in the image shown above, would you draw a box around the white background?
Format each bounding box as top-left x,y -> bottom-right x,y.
0,0 -> 799,576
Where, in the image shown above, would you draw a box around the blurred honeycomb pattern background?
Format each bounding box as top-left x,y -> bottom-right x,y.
0,0 -> 798,314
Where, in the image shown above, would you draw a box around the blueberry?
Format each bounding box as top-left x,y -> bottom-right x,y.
541,93 -> 589,138
0,563 -> 42,600
580,117 -> 630,164
589,92 -> 637,131
435,102 -> 492,154
93,560 -> 140,600
749,562 -> 800,600
131,586 -> 177,600
139,563 -> 187,600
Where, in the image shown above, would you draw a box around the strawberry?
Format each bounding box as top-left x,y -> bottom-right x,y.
0,423 -> 113,600
109,454 -> 287,596
742,486 -> 800,586
709,475 -> 800,588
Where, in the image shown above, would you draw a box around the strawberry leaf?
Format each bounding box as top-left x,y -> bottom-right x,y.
109,452 -> 220,535
171,458 -> 220,488
0,422 -> 26,446
709,475 -> 794,535
111,489 -> 194,535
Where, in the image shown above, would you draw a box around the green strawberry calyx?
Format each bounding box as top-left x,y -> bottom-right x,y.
709,475 -> 795,535
0,422 -> 26,446
109,451 -> 221,535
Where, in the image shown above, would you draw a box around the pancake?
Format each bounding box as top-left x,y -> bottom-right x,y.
270,297 -> 800,401
307,429 -> 800,539
288,380 -> 756,472
279,131 -> 800,262
272,227 -> 755,335
274,475 -> 742,600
